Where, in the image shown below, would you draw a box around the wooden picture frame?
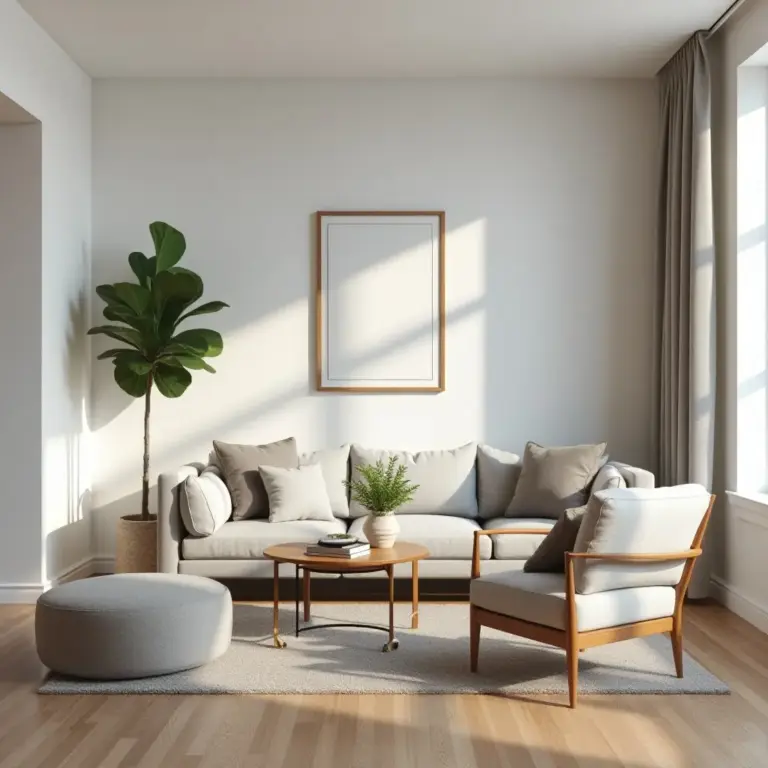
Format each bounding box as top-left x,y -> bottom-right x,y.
315,211 -> 445,393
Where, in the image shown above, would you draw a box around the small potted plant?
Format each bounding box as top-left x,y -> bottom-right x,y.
345,457 -> 419,548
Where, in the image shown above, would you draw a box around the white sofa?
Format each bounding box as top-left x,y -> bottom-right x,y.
157,443 -> 654,579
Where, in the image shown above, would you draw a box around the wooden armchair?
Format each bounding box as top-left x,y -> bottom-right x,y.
469,486 -> 715,708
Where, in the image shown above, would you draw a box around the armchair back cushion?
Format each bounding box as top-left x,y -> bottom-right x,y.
573,484 -> 711,594
348,443 -> 478,518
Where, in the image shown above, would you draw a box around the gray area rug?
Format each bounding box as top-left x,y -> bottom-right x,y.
39,603 -> 729,695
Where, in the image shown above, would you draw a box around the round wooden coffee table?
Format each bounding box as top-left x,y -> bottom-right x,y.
264,541 -> 429,652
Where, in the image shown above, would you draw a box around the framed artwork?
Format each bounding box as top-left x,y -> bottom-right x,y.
315,210 -> 445,392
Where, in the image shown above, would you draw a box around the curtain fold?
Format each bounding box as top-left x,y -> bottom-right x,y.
655,32 -> 716,598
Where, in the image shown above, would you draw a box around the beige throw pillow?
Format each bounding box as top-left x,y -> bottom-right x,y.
524,505 -> 587,573
260,464 -> 335,523
213,437 -> 299,520
506,441 -> 607,519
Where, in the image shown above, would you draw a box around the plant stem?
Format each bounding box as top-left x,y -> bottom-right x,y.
141,375 -> 152,521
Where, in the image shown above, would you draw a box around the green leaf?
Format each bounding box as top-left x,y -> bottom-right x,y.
177,301 -> 229,324
153,270 -> 202,305
95,284 -> 121,307
112,283 -> 151,315
112,350 -> 152,375
102,305 -> 147,333
154,362 -> 192,398
170,328 -> 223,358
88,325 -> 143,350
97,348 -> 125,360
114,363 -> 150,398
128,252 -> 152,287
150,222 -> 186,272
162,353 -> 216,373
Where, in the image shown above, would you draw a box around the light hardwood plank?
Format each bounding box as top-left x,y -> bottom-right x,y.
0,602 -> 767,767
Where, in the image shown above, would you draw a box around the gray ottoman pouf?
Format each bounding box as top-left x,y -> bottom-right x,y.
36,573 -> 232,680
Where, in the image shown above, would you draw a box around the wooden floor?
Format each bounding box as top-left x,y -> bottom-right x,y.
0,602 -> 766,767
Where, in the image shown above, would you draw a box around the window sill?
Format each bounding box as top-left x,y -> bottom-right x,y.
726,490 -> 768,516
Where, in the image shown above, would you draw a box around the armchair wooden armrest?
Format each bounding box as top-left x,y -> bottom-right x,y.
564,548 -> 705,606
471,527 -> 552,579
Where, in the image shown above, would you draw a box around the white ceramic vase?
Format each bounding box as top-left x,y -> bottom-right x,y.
363,513 -> 400,549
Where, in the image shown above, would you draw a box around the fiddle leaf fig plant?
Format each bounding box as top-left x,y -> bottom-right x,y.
89,222 -> 229,520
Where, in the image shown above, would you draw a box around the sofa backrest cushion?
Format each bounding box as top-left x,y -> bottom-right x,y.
213,437 -> 299,520
348,443 -> 478,518
573,484 -> 711,594
476,445 -> 522,519
180,467 -> 233,537
298,445 -> 351,518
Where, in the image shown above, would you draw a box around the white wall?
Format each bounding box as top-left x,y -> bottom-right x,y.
0,0 -> 91,599
709,0 -> 768,629
0,122 -> 42,588
92,78 -> 657,559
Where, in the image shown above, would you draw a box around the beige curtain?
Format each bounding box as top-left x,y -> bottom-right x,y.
655,33 -> 716,598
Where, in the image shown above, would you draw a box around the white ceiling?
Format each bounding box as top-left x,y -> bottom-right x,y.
19,0 -> 732,79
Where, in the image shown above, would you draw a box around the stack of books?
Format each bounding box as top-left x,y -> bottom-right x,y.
306,538 -> 371,559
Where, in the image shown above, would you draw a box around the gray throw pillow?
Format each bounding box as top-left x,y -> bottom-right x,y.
260,464 -> 335,523
506,441 -> 607,519
524,505 -> 588,573
213,437 -> 299,520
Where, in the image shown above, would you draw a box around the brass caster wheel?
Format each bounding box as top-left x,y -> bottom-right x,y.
273,635 -> 287,649
382,638 -> 399,652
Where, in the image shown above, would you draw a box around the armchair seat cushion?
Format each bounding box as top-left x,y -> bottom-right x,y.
181,519 -> 347,560
348,515 -> 492,559
483,518 -> 555,559
470,571 -> 676,632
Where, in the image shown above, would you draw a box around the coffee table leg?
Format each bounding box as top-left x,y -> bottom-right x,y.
272,561 -> 286,648
295,565 -> 300,637
303,569 -> 311,622
411,559 -> 419,629
382,564 -> 399,652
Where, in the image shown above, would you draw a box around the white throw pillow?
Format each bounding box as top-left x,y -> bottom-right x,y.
180,467 -> 233,537
298,445 -> 350,517
260,463 -> 335,523
590,463 -> 627,495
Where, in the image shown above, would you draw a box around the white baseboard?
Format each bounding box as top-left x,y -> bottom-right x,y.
0,584 -> 48,604
710,576 -> 768,634
0,556 -> 116,604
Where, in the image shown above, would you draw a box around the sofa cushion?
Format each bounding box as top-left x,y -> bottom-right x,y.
470,570 -> 676,631
180,467 -> 233,537
483,518 -> 555,560
348,514 -> 491,560
299,445 -> 350,518
476,445 -> 522,519
213,437 -> 299,520
506,441 -> 607,519
181,519 -> 346,560
573,485 -> 711,595
348,443 -> 478,518
261,464 -> 335,523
